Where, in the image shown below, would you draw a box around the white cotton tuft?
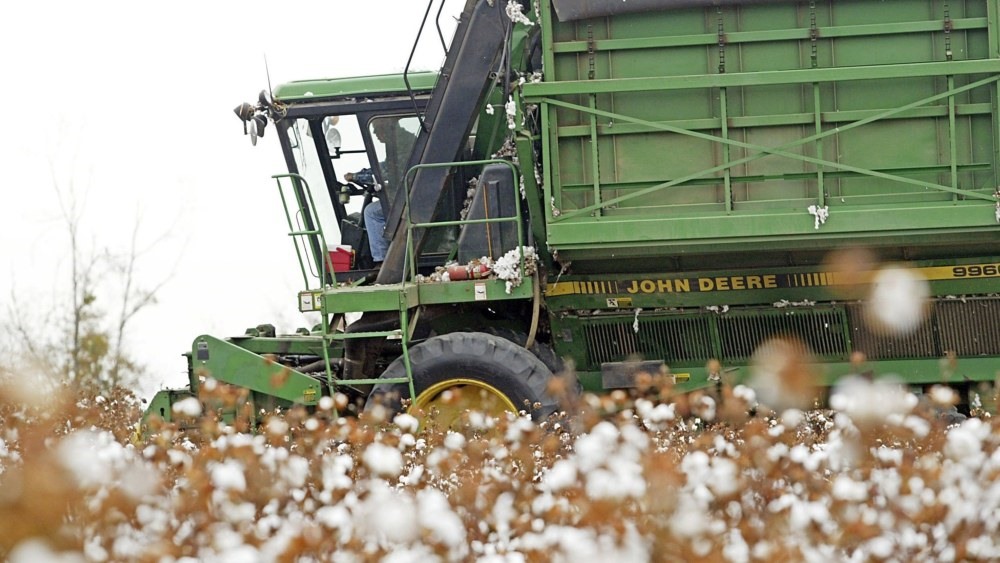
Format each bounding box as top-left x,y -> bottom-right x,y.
172,397 -> 202,417
211,460 -> 247,492
866,267 -> 929,334
363,442 -> 404,477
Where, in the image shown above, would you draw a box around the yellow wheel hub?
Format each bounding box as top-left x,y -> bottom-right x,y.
410,378 -> 517,429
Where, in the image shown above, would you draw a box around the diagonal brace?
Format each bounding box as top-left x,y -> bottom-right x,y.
544,74 -> 1000,220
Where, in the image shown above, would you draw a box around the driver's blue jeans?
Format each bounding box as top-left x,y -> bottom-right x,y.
364,203 -> 388,262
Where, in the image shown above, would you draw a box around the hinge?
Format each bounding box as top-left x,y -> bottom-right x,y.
809,0 -> 819,68
717,8 -> 726,74
943,2 -> 953,60
587,25 -> 596,80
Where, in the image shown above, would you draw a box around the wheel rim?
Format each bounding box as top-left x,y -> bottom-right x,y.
410,378 -> 518,428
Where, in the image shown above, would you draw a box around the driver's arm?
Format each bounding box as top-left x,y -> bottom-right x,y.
345,167 -> 376,186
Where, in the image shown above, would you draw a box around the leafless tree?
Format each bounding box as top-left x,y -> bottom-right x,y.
3,173 -> 172,393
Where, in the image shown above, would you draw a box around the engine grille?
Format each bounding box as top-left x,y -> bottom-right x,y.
579,297 -> 1000,369
936,298 -> 1000,356
717,309 -> 846,362
583,315 -> 714,367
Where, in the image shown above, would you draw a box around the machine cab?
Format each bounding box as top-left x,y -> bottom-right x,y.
237,70 -> 513,288
283,111 -> 422,273
243,73 -> 441,280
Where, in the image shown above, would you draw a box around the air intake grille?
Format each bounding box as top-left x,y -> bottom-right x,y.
584,316 -> 713,368
582,308 -> 847,367
577,297 -> 1000,370
937,298 -> 1000,356
717,309 -> 847,362
846,304 -> 938,360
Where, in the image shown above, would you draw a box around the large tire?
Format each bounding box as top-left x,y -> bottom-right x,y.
484,326 -> 566,375
365,332 -> 573,425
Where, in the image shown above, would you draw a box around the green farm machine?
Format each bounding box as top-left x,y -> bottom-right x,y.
145,0 -> 1000,429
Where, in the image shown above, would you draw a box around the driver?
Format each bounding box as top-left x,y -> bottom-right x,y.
345,118 -> 416,267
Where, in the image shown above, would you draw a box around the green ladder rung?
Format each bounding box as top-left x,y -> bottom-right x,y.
288,229 -> 322,236
343,377 -> 412,385
331,330 -> 402,339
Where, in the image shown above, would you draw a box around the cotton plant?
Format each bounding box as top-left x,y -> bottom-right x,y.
2,367 -> 999,562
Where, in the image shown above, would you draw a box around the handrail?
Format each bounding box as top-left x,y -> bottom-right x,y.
434,0 -> 448,53
401,159 -> 526,284
272,173 -> 335,290
404,0 -> 448,133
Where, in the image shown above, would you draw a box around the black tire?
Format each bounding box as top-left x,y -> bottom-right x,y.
484,327 -> 566,375
365,332 -> 573,422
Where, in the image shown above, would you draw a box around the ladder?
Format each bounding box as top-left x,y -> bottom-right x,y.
273,173 -> 419,409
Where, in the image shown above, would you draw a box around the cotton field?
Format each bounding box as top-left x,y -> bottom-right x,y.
1,375 -> 998,562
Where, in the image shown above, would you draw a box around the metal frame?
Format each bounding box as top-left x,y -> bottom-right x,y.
310,158 -> 533,411
525,73 -> 1000,222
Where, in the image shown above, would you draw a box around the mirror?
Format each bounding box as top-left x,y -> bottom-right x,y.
249,115 -> 267,146
323,116 -> 342,154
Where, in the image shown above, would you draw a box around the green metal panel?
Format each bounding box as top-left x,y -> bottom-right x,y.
321,283 -> 418,313
226,335 -> 335,357
543,256 -> 1000,311
141,389 -> 194,425
417,277 -> 535,304
527,0 -> 1000,263
190,335 -> 323,406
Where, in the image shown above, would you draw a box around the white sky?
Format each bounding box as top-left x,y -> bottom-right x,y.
0,0 -> 464,397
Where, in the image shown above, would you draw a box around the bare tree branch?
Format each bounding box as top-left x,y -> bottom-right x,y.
5,165 -> 174,393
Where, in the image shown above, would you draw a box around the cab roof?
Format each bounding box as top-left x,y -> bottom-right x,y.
272,71 -> 438,102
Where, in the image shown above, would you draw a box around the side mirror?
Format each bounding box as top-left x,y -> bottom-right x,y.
234,100 -> 268,145
249,114 -> 267,146
323,116 -> 342,154
326,127 -> 342,151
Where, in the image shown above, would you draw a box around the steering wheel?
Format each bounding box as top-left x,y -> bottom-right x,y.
343,171 -> 378,196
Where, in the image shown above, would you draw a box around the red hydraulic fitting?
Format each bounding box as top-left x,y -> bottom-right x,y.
447,263 -> 492,280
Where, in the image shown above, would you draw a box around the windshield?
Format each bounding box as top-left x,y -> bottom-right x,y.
288,114 -> 373,242
367,115 -> 420,203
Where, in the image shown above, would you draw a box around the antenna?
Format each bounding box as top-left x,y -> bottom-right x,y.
264,53 -> 274,101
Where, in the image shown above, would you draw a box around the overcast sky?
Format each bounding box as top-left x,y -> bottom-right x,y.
0,0 -> 464,397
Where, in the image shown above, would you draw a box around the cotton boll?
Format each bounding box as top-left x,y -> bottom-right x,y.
443,431 -> 466,451
928,385 -> 958,407
542,459 -> 578,492
363,443 -> 403,477
172,397 -> 202,417
9,539 -> 84,563
830,375 -> 916,425
832,475 -> 868,501
748,338 -> 819,411
866,266 -> 930,334
417,488 -> 468,555
210,460 -> 247,493
393,413 -> 419,434
360,482 -> 419,544
944,418 -> 989,465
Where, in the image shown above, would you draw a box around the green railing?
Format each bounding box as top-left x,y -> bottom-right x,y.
402,159 -> 528,283
285,159 -> 529,410
273,173 -> 335,290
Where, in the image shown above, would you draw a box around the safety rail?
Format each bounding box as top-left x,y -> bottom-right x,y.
402,159 -> 527,283
273,173 -> 338,291
316,158 -> 528,410
404,0 -> 450,132
273,172 -> 350,403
